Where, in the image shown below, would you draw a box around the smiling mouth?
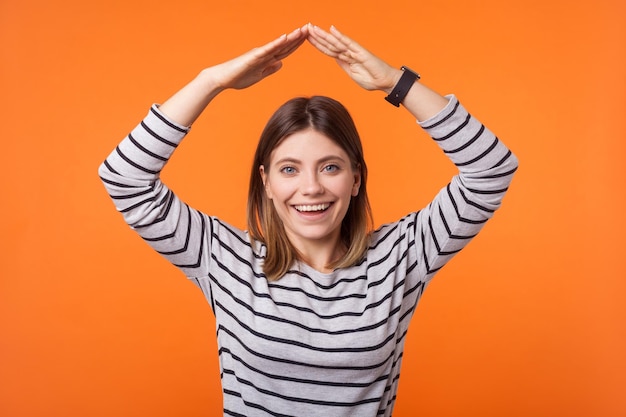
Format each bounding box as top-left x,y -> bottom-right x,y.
294,203 -> 331,212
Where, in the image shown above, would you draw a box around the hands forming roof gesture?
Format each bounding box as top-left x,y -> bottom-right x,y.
213,23 -> 401,94
159,23 -> 446,126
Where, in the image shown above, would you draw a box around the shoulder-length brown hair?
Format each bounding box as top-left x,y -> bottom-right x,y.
247,96 -> 373,281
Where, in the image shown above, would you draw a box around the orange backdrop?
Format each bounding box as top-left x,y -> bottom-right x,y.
1,0 -> 625,416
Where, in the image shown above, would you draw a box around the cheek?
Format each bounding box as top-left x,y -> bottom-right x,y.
265,180 -> 292,202
334,180 -> 357,201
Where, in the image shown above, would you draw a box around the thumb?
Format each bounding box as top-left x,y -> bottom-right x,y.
262,61 -> 283,78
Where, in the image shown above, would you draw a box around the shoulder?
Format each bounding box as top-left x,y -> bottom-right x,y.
369,212 -> 420,253
209,216 -> 266,258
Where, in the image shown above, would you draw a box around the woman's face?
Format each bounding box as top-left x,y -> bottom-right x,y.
260,128 -> 361,252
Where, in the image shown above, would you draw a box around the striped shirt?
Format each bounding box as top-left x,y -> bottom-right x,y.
99,95 -> 518,416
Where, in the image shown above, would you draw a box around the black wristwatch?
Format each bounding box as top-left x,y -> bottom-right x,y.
384,66 -> 420,107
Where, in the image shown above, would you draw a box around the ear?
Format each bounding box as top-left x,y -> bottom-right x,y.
352,166 -> 362,197
259,165 -> 272,199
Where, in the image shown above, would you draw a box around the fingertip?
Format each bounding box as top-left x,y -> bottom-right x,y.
331,25 -> 346,37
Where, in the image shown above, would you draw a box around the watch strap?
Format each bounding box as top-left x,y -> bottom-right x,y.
384,66 -> 420,107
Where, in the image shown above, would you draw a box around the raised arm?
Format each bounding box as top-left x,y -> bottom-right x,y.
308,25 -> 519,279
99,26 -> 309,277
307,24 -> 448,121
159,25 -> 309,126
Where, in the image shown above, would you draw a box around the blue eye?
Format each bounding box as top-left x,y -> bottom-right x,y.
280,166 -> 296,174
323,164 -> 339,173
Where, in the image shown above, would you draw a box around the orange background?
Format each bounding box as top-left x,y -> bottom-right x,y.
1,0 -> 625,416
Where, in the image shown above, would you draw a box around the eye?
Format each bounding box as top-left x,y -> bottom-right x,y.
280,166 -> 297,175
323,164 -> 340,173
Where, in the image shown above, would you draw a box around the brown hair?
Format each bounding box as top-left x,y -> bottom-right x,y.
247,96 -> 373,281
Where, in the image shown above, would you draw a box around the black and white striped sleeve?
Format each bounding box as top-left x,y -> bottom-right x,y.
415,95 -> 519,280
98,105 -> 213,278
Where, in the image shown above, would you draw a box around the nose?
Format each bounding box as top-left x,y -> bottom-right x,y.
300,171 -> 324,195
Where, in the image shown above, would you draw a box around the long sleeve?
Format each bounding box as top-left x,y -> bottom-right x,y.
98,105 -> 213,277
413,95 -> 518,280
97,97 -> 518,417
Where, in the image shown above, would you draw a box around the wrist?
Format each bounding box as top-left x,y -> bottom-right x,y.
384,66 -> 420,107
382,69 -> 403,95
197,67 -> 227,96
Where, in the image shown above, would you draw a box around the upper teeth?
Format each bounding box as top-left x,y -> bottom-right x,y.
295,204 -> 330,212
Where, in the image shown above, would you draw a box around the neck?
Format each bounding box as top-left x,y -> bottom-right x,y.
290,234 -> 346,274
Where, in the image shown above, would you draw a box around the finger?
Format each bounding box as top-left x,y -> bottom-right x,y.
273,26 -> 309,58
284,26 -> 305,44
250,35 -> 288,64
329,25 -> 348,41
247,29 -> 301,67
308,36 -> 356,66
309,25 -> 345,54
275,35 -> 307,59
316,25 -> 354,52
329,25 -> 360,52
256,27 -> 303,56
312,36 -> 355,64
301,22 -> 310,36
313,28 -> 362,65
284,26 -> 309,47
307,34 -> 341,58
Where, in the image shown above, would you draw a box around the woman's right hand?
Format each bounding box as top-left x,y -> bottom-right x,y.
209,24 -> 309,91
158,24 -> 308,126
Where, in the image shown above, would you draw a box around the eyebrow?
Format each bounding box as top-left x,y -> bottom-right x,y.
273,155 -> 348,166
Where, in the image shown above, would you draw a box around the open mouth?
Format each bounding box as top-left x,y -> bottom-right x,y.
293,203 -> 331,213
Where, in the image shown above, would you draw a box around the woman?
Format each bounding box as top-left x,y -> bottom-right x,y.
99,24 -> 518,417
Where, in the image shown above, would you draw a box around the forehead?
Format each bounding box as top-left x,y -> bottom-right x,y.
269,129 -> 349,163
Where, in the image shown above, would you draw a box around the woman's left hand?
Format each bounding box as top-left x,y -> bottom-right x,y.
307,24 -> 401,93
